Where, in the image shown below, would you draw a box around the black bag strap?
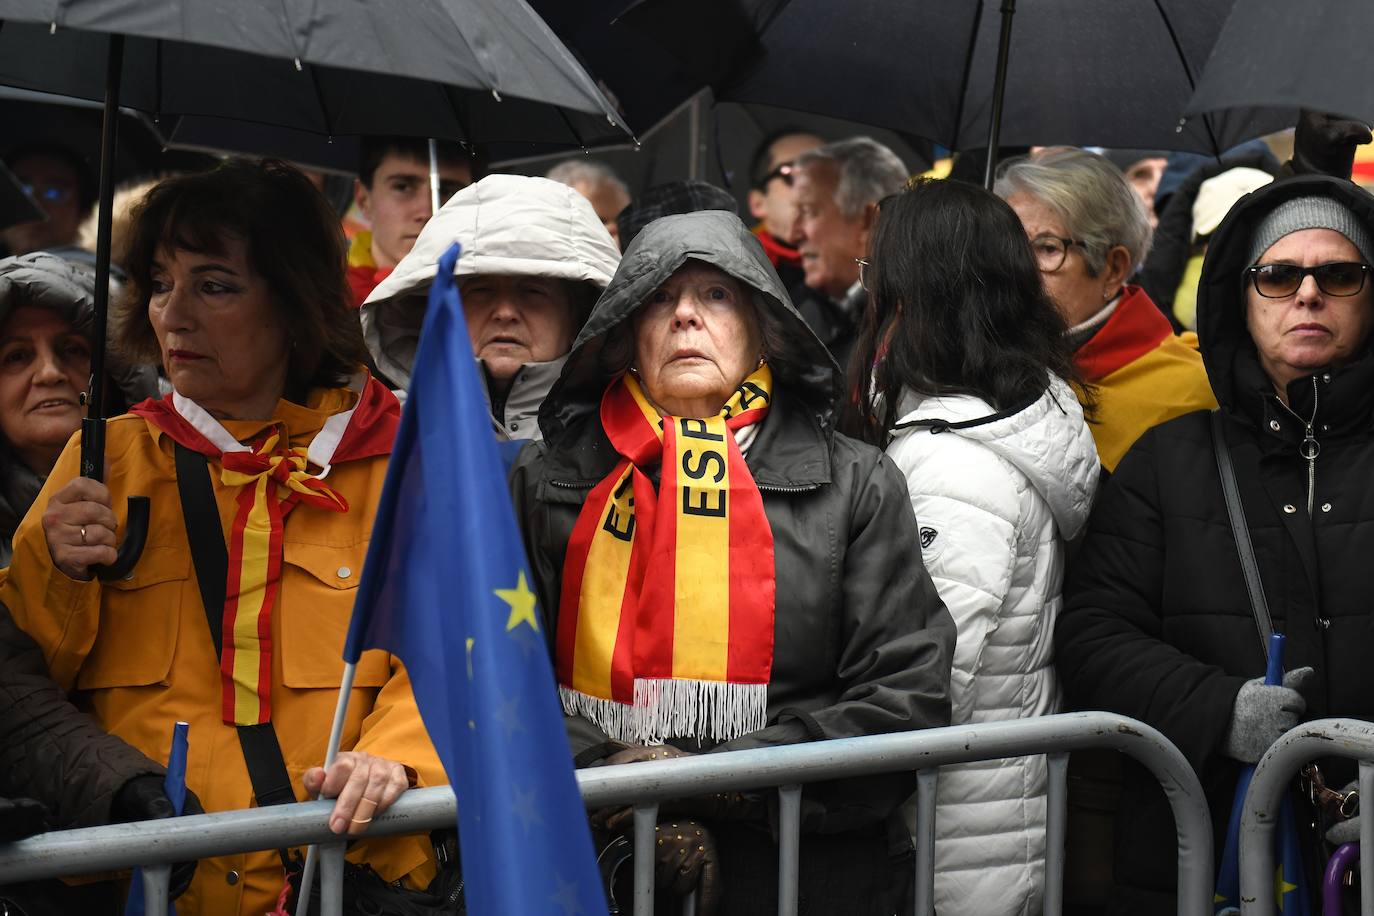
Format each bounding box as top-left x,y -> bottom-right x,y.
174,443 -> 297,809
1209,410 -> 1274,659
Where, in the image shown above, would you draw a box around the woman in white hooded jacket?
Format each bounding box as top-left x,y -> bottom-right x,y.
845,179 -> 1100,916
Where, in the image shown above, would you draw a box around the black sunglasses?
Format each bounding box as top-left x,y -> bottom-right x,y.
1246,262 -> 1371,298
755,161 -> 797,190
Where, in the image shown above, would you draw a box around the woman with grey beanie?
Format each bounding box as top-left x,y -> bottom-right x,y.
1056,174 -> 1374,915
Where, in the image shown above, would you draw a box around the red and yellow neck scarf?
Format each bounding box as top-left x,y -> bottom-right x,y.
556,365 -> 776,745
132,375 -> 399,725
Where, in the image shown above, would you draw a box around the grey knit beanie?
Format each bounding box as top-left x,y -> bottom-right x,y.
1247,195 -> 1374,266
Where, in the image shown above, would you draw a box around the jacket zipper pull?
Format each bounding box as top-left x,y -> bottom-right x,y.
1300,378 -> 1321,517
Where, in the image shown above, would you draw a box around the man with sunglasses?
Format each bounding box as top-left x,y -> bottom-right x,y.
0,144 -> 95,259
1057,175 -> 1374,915
746,129 -> 823,279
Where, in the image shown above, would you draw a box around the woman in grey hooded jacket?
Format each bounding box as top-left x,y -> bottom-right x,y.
512,210 -> 954,915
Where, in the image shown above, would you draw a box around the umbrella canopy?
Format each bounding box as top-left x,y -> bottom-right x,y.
1183,0 -> 1358,127
0,0 -> 632,151
618,0 -> 1292,155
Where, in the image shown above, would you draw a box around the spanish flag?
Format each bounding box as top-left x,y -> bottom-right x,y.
1073,285 -> 1218,472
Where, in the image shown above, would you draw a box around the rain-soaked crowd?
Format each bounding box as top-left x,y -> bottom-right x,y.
1,114 -> 1372,916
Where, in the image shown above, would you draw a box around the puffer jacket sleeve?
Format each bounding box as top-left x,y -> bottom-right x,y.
1055,427 -> 1246,772
713,449 -> 956,833
0,600 -> 165,829
887,437 -> 1017,725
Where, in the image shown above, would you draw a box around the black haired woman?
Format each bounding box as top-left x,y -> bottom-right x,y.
845,178 -> 1100,916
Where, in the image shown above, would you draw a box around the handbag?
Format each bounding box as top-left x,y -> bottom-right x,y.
174,444 -> 464,915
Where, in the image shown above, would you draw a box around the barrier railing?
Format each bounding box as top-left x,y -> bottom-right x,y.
0,712 -> 1213,916
1240,718 -> 1374,915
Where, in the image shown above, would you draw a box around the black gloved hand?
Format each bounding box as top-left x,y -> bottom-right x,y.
0,796 -> 49,843
1292,109 -> 1373,179
112,775 -> 205,899
653,819 -> 721,916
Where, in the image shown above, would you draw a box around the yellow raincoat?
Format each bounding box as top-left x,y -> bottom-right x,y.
0,385 -> 444,915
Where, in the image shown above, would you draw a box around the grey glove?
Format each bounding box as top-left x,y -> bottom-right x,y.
1222,667 -> 1313,764
1325,779 -> 1361,845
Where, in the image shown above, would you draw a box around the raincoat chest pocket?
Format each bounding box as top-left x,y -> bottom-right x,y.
280,541 -> 390,689
77,546 -> 188,690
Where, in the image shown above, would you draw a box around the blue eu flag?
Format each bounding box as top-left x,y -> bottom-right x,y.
344,243 -> 606,915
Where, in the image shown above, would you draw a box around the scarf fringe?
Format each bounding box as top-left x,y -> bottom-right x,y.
561,680 -> 768,746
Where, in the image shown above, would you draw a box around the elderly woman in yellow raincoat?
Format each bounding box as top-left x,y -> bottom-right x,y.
0,160 -> 444,915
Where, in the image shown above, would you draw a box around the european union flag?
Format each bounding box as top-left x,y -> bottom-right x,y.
343,243 -> 606,915
1214,634 -> 1311,915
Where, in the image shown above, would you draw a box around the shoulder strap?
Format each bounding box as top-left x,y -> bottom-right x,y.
1209,410 -> 1274,659
174,444 -> 297,809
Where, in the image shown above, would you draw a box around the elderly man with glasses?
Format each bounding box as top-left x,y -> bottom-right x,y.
788,136 -> 909,373
997,147 -> 1217,473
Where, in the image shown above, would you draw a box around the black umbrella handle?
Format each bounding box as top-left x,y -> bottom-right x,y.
81,417 -> 149,581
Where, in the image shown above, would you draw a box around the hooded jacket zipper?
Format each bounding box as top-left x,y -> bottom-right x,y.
1275,376 -> 1321,517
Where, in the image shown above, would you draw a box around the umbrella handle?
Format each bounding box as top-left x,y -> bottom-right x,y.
94,496 -> 150,581
81,416 -> 150,581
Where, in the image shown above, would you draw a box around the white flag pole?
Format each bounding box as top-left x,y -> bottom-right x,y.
294,661 -> 357,916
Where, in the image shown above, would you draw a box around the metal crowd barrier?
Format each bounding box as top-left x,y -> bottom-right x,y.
1240,718 -> 1374,915
0,712 -> 1213,916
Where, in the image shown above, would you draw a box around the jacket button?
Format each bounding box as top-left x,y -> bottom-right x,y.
226,870 -> 240,885
337,566 -> 351,579
1270,420 -> 1282,432
510,422 -> 520,431
1322,503 -> 1333,513
1283,504 -> 1297,514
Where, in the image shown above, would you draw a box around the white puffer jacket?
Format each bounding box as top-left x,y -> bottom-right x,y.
885,374 -> 1099,916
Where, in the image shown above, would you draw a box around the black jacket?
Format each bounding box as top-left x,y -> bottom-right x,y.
0,601 -> 164,831
512,211 -> 954,844
1056,175 -> 1374,912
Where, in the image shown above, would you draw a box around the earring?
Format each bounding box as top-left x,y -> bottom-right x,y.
756,355 -> 766,368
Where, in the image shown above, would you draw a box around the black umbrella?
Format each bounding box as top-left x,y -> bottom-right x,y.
617,0 -> 1293,186
1183,0 -> 1361,127
0,0 -> 632,578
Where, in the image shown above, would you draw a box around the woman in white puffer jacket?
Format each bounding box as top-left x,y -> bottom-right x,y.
845,179 -> 1100,916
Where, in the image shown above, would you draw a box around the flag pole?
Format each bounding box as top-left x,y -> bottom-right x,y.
294,661 -> 357,916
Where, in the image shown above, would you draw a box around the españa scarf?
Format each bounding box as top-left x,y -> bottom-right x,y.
131,375 -> 400,725
557,365 -> 777,745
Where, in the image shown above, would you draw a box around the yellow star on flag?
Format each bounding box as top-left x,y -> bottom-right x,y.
496,571 -> 540,633
1275,865 -> 1297,908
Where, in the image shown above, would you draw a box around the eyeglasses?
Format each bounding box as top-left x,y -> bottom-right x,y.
1029,234 -> 1088,273
1246,262 -> 1371,298
856,257 -> 872,291
21,182 -> 75,207
756,161 -> 797,190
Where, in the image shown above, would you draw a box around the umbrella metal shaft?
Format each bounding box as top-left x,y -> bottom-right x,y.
982,0 -> 1017,190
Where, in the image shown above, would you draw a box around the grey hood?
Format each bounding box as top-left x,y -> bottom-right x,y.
539,209 -> 842,446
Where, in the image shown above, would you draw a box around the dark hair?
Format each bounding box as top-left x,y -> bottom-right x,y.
842,178 -> 1089,447
749,128 -> 821,189
357,136 -> 476,188
115,159 -> 369,397
4,142 -> 98,212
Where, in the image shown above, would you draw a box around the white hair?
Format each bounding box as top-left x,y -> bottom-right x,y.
545,158 -> 630,199
796,137 -> 908,218
995,147 -> 1153,273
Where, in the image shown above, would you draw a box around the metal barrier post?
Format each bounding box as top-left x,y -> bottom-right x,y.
1239,718 -> 1374,915
141,863 -> 172,916
319,842 -> 346,916
777,784 -> 802,916
633,802 -> 659,916
912,768 -> 939,915
1043,752 -> 1069,916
